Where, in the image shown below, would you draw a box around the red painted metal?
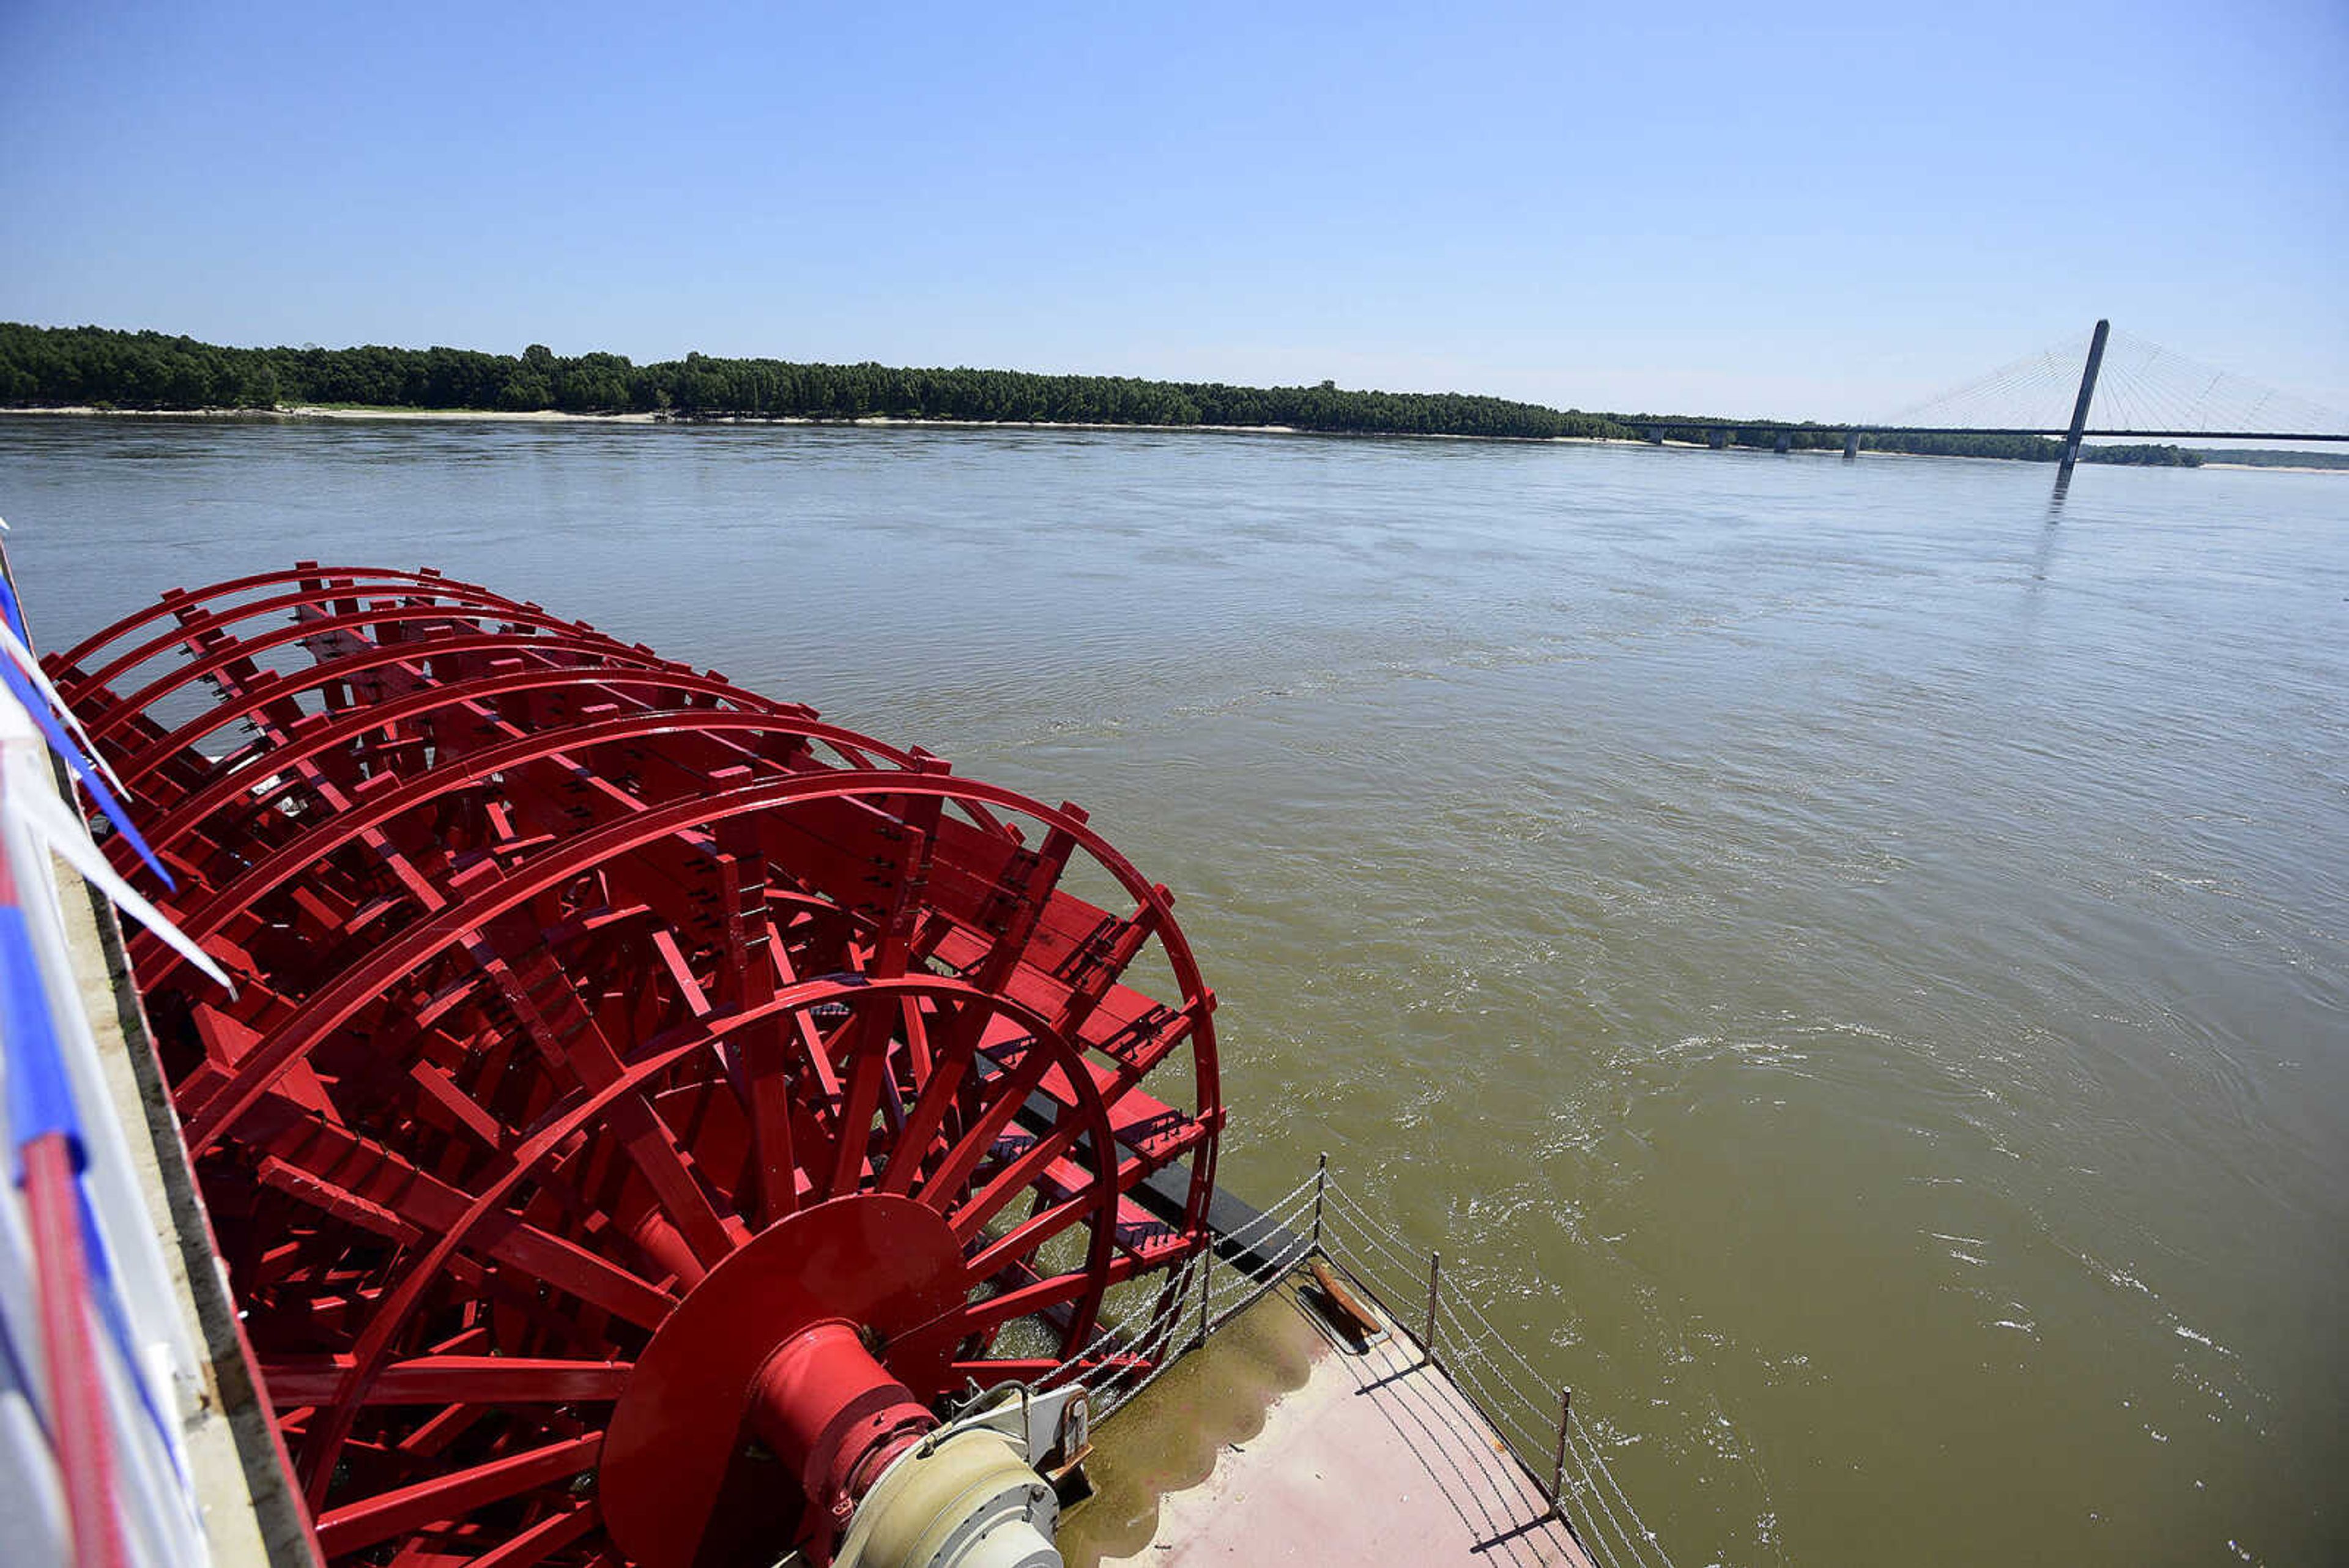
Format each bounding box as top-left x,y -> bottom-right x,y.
598,1194 -> 972,1567
50,567 -> 1222,1567
748,1321 -> 932,1523
23,1132 -> 129,1568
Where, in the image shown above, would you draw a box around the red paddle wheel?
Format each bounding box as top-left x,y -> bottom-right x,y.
45,565 -> 1221,1567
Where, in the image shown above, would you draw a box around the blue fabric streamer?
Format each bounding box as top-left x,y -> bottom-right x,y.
0,658 -> 174,889
0,571 -> 28,644
73,1166 -> 194,1491
1,905 -> 81,1174
1,912 -> 193,1491
1,574 -> 201,1498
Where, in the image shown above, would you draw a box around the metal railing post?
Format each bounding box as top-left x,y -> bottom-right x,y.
1420,1252 -> 1442,1369
1551,1386 -> 1573,1512
1194,1246 -> 1213,1349
1311,1151 -> 1327,1252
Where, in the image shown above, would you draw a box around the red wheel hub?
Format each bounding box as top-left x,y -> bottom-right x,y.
602,1196 -> 965,1567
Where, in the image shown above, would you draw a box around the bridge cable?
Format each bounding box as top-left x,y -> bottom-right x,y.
1890,326 -> 2348,437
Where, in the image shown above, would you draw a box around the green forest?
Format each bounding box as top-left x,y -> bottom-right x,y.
0,322 -> 2203,465
2183,447 -> 2349,469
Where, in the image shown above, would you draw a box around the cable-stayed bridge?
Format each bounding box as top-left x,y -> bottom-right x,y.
1630,321 -> 2348,487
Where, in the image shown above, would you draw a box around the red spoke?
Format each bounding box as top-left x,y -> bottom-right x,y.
469,1501 -> 598,1568
962,1185 -> 1105,1284
951,1101 -> 1105,1244
875,1033 -> 978,1197
313,1433 -> 601,1557
948,1268 -> 1094,1340
744,1033 -> 800,1225
767,931 -> 844,1103
250,1109 -> 677,1329
397,1402 -> 491,1463
823,997 -> 896,1200
917,1046 -> 1059,1213
488,952 -> 740,1271
261,1356 -> 631,1408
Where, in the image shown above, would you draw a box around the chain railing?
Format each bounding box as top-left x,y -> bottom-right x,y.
1024,1166 -> 1323,1421
1037,1156 -> 1676,1568
1313,1175 -> 1674,1568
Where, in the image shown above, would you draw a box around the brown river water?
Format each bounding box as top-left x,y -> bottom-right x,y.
3,417 -> 2342,1566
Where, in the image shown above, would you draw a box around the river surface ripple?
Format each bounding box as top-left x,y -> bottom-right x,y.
4,418 -> 2343,1567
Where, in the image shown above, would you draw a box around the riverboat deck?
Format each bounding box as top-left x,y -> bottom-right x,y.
1080,1279 -> 1598,1568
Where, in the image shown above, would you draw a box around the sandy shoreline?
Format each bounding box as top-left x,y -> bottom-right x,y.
4,403 -> 666,425
0,403 -> 1635,445
0,405 -> 1856,456
8,406 -> 2332,468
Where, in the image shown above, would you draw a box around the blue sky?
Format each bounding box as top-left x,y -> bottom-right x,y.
2,1 -> 2343,420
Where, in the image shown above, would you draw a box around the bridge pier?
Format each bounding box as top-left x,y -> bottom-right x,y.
1774,431 -> 1792,453
1843,431 -> 1860,459
1646,426 -> 1664,445
1707,428 -> 1728,450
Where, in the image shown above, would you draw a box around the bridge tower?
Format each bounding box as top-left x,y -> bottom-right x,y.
2056,318 -> 2112,483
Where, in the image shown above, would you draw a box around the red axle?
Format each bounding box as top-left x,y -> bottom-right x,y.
750,1322 -> 934,1529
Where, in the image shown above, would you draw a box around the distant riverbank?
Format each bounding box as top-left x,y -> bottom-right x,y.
0,322 -> 1630,443
1,323 -> 2228,467
6,403 -> 666,424
0,402 -> 1609,444
18,325 -> 2334,468
10,404 -> 2330,473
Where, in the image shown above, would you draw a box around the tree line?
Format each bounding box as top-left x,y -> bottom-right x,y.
1860,431 -> 2200,466
1615,422 -> 2200,466
2184,447 -> 2348,469
0,324 -> 1628,440
0,322 -> 2202,464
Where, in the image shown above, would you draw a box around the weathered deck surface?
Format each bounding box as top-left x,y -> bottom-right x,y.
1085,1279 -> 1598,1568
